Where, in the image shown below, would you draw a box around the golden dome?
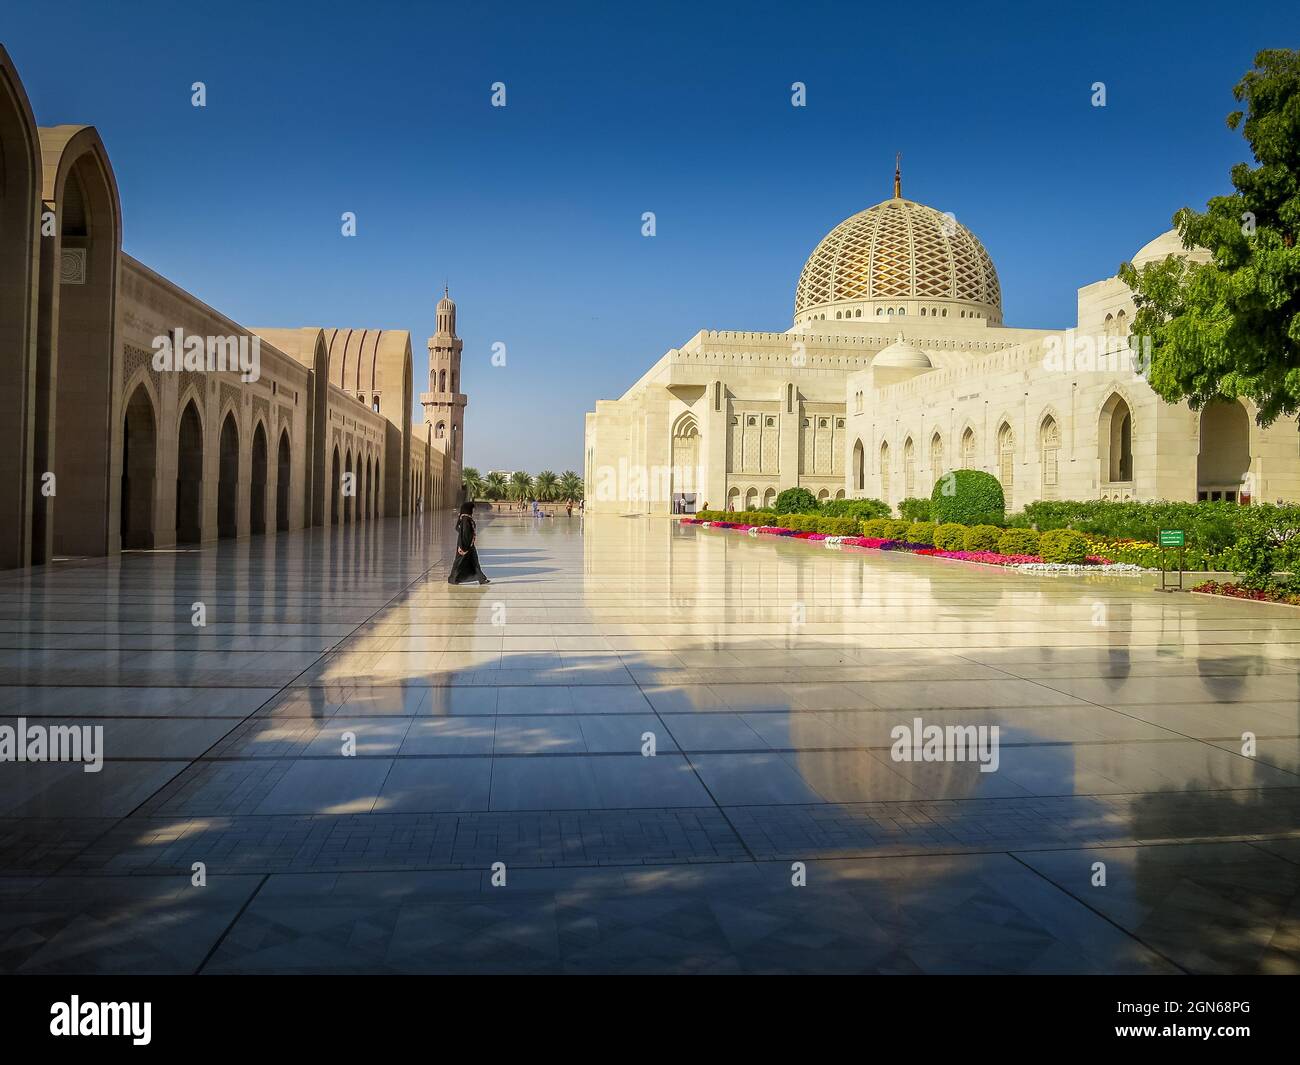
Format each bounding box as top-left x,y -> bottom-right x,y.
794,197 -> 1002,324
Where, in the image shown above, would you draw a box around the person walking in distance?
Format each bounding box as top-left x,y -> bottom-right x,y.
448,501 -> 490,585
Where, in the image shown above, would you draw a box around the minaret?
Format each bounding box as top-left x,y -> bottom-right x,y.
422,286 -> 467,462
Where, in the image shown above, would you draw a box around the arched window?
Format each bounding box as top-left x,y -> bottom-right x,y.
1197,399 -> 1251,501
879,441 -> 891,503
903,437 -> 915,496
1099,394 -> 1133,484
435,422 -> 446,440
930,432 -> 943,476
745,487 -> 759,509
852,438 -> 865,491
1039,416 -> 1061,499
961,427 -> 976,468
998,423 -> 1016,500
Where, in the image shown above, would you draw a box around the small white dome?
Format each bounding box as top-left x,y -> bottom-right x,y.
1131,229 -> 1212,269
873,332 -> 932,369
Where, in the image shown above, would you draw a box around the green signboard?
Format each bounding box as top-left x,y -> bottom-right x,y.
1159,529 -> 1185,547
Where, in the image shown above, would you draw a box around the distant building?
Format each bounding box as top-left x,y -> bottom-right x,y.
0,47 -> 462,567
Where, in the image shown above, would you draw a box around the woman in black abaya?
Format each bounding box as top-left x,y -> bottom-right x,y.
448,501 -> 490,585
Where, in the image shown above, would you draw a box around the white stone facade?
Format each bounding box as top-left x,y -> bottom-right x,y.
586,187 -> 1300,515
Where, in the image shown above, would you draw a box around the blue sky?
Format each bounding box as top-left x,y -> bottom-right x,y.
6,0 -> 1297,471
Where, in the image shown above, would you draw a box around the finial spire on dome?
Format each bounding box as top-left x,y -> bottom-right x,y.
893,152 -> 902,199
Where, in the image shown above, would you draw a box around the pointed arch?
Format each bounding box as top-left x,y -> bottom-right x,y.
0,46 -> 41,568
1099,391 -> 1134,485
960,425 -> 977,468
852,438 -> 865,491
276,428 -> 291,532
879,440 -> 891,504
330,445 -> 341,525
997,421 -> 1016,503
1197,399 -> 1251,501
1039,413 -> 1061,500
671,411 -> 700,507
176,399 -> 204,544
218,412 -> 240,539
250,419 -> 268,536
344,448 -> 354,525
33,125 -> 122,562
120,383 -> 157,549
903,436 -> 916,497
929,430 -> 943,478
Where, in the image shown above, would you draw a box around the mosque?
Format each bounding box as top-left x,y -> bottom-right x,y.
585,162 -> 1300,515
0,46 -> 463,570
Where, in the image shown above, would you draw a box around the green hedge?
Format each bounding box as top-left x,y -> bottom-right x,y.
884,519 -> 913,541
934,522 -> 968,551
963,524 -> 1002,551
1040,528 -> 1089,564
907,521 -> 936,546
819,497 -> 891,520
898,497 -> 932,522
1013,499 -> 1242,552
997,528 -> 1041,556
931,469 -> 1006,526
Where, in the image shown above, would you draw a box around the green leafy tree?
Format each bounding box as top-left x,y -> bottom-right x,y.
462,467 -> 485,500
1121,49 -> 1300,425
483,471 -> 507,500
534,470 -> 559,501
508,470 -> 534,501
559,471 -> 583,501
774,487 -> 819,513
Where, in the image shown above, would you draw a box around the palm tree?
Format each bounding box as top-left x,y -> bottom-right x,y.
534,470 -> 559,501
559,471 -> 583,502
462,467 -> 485,500
508,470 -> 534,501
484,471 -> 507,500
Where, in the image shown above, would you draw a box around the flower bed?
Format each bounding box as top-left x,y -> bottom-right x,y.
681,518 -> 1139,573
1191,580 -> 1300,606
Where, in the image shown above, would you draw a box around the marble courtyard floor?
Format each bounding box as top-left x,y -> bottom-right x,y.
0,512 -> 1298,974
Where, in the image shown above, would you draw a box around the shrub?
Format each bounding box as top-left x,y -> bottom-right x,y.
861,518 -> 893,538
934,523 -> 968,551
1017,499 -> 1243,553
1039,528 -> 1089,564
1228,504 -> 1300,591
898,497 -> 932,522
774,487 -> 819,514
997,528 -> 1041,556
884,519 -> 913,541
906,521 -> 936,546
963,524 -> 1003,551
819,497 -> 890,520
781,513 -> 818,532
930,469 -> 1006,526
816,517 -> 861,535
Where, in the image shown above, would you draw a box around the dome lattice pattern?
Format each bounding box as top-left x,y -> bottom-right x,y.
794,198 -> 1002,318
